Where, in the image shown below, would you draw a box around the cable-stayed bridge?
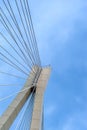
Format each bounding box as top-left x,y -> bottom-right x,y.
0,0 -> 51,130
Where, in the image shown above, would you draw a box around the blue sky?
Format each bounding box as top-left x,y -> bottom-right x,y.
0,0 -> 87,130
29,0 -> 87,130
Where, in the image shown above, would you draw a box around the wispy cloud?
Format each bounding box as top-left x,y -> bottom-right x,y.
45,104 -> 57,117
62,111 -> 87,130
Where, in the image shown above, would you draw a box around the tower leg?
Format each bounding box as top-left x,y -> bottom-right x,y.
30,67 -> 51,130
0,66 -> 41,130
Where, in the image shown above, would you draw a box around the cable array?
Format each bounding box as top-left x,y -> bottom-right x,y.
0,0 -> 42,129
0,0 -> 41,86
13,90 -> 35,130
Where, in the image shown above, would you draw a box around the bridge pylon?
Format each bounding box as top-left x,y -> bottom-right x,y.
0,66 -> 51,130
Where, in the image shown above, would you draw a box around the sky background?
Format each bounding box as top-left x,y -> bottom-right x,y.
29,0 -> 87,130
0,0 -> 87,130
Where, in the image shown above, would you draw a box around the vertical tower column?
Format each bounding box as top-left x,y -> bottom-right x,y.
30,67 -> 51,130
